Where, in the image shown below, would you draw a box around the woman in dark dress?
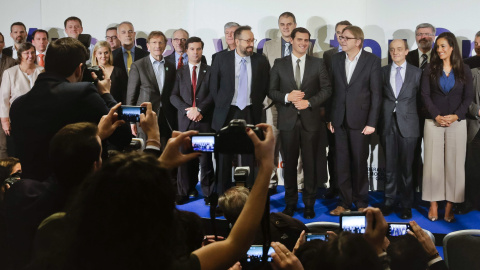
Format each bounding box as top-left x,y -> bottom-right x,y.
91,41 -> 128,103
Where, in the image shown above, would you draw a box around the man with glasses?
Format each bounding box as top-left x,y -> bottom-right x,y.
406,23 -> 435,69
327,26 -> 381,216
112,21 -> 149,75
165,28 -> 206,69
269,27 -> 331,218
105,26 -> 121,51
211,22 -> 240,64
210,25 -> 270,195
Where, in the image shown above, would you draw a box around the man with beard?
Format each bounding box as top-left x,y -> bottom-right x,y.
464,31 -> 480,69
210,25 -> 270,194
2,22 -> 27,59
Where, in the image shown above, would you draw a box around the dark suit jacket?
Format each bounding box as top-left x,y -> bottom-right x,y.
378,63 -> 422,137
112,47 -> 149,75
421,63 -> 474,120
268,55 -> 331,131
330,50 -> 382,129
126,56 -> 177,133
322,47 -> 338,78
2,46 -> 13,58
211,49 -> 228,65
9,72 -> 131,181
209,50 -> 270,131
406,48 -> 420,67
170,63 -> 213,132
165,52 -> 207,68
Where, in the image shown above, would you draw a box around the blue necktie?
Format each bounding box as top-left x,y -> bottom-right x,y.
237,58 -> 248,110
284,43 -> 290,57
395,66 -> 403,97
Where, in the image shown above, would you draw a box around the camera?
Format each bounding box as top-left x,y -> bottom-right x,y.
215,119 -> 264,154
3,171 -> 21,186
117,106 -> 147,122
306,233 -> 329,241
191,134 -> 215,153
340,211 -> 366,234
83,66 -> 104,83
387,222 -> 411,237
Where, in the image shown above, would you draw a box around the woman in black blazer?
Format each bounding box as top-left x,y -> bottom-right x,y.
421,32 -> 473,222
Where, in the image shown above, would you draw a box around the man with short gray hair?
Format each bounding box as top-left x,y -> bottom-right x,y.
112,21 -> 149,75
211,22 -> 240,64
406,23 -> 435,69
165,28 -> 207,69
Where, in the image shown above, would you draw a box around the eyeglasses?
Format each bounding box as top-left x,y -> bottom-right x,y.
105,36 -> 118,41
173,38 -> 186,43
416,33 -> 435,37
239,39 -> 257,44
338,36 -> 358,41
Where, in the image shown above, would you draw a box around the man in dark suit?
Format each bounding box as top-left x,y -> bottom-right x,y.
269,27 -> 331,219
2,22 -> 27,59
210,25 -> 270,194
170,37 -> 214,205
9,37 -> 131,181
406,23 -> 435,69
126,31 -> 177,149
165,29 -> 207,69
211,22 -> 239,64
378,39 -> 422,219
327,26 -> 382,215
322,20 -> 352,199
112,21 -> 149,75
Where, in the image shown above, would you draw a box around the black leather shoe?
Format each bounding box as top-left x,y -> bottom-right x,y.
204,196 -> 211,206
282,206 -> 296,216
381,205 -> 394,216
175,195 -> 189,205
304,207 -> 316,219
188,189 -> 199,198
324,188 -> 338,199
400,208 -> 412,219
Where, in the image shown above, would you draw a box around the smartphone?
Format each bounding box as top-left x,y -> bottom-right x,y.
117,106 -> 147,122
306,233 -> 329,241
387,222 -> 411,237
340,211 -> 366,234
246,245 -> 275,262
191,134 -> 215,153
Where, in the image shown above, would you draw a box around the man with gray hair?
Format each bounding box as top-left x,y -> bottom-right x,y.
464,31 -> 480,69
211,22 -> 240,64
112,21 -> 149,75
165,28 -> 207,69
406,23 -> 436,69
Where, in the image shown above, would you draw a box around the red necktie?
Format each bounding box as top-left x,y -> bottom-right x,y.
38,54 -> 45,67
177,55 -> 183,69
192,66 -> 197,107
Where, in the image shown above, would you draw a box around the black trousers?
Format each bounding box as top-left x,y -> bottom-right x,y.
281,116 -> 320,208
465,129 -> 480,209
380,116 -> 417,208
334,125 -> 370,209
215,105 -> 255,195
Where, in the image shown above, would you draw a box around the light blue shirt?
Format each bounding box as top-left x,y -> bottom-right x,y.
149,54 -> 165,98
390,61 -> 407,97
174,52 -> 188,69
232,50 -> 252,106
122,47 -> 136,72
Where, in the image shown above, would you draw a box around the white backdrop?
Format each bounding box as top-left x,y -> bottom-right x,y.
1,0 -> 479,188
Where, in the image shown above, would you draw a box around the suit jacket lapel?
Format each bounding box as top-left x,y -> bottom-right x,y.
196,63 -> 207,93
283,55 -> 297,88
398,64 -> 413,97
145,58 -> 160,94
228,52 -> 236,92
301,56 -> 313,89
385,65 -> 395,98
349,50 -> 367,85
251,54 -> 258,95
339,52 -> 348,86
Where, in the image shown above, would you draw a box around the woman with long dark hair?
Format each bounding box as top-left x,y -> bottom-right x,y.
421,32 -> 473,222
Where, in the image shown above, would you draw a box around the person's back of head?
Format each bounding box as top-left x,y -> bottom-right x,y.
49,122 -> 101,189
295,240 -> 328,270
387,234 -> 428,270
174,210 -> 204,258
61,152 -> 176,270
44,37 -> 87,78
218,186 -> 250,224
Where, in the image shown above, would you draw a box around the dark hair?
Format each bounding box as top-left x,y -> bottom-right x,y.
387,235 -> 428,270
64,16 -> 82,28
17,42 -> 35,62
173,210 -> 204,258
291,27 -> 311,40
279,12 -> 296,24
61,152 -> 176,269
295,240 -> 328,270
185,36 -> 204,49
32,29 -> 49,40
49,122 -> 101,188
335,20 -> 352,30
0,157 -> 20,174
0,32 -> 4,41
10,22 -> 26,32
429,32 -> 465,83
218,186 -> 249,224
234,25 -> 252,40
106,26 -> 117,33
147,30 -> 166,44
44,37 -> 87,77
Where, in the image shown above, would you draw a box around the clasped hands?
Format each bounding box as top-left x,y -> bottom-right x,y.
185,107 -> 203,122
288,90 -> 308,110
435,114 -> 458,127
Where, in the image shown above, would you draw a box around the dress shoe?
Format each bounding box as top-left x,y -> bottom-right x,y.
400,208 -> 412,219
188,189 -> 199,198
204,196 -> 211,206
330,206 -> 350,216
444,215 -> 456,223
282,206 -> 296,216
381,205 -> 394,216
428,205 -> 438,221
304,207 -> 316,219
175,195 -> 189,205
324,188 -> 338,199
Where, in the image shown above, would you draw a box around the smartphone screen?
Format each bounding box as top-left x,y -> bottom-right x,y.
387,223 -> 411,236
340,212 -> 366,234
117,106 -> 146,123
306,233 -> 328,241
191,135 -> 215,153
246,245 -> 275,262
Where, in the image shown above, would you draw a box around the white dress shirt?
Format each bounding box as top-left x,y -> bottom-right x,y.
345,49 -> 362,84
417,48 -> 432,65
389,61 -> 407,98
285,53 -> 306,103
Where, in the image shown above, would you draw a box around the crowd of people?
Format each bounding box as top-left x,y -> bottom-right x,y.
0,11 -> 478,269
